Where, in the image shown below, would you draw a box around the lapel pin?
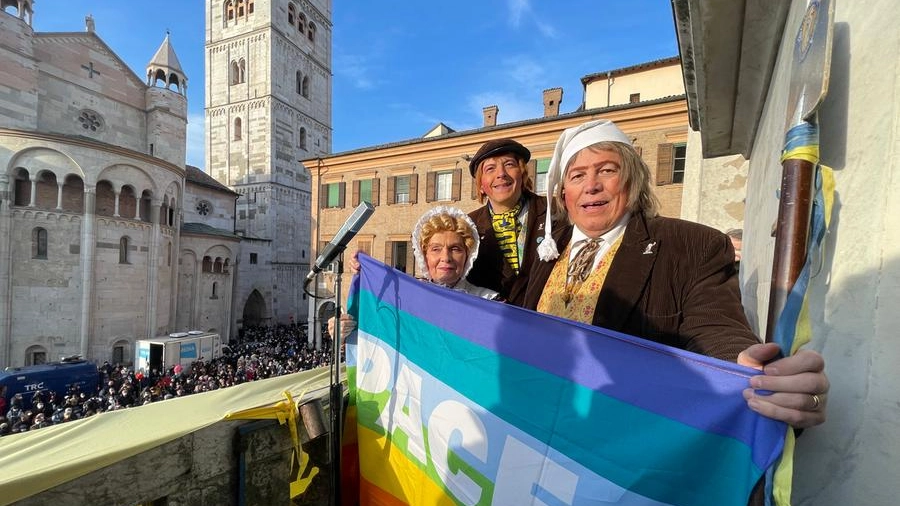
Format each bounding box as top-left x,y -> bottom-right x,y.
643,242 -> 657,255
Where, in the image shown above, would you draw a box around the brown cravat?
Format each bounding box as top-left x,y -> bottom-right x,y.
567,239 -> 601,284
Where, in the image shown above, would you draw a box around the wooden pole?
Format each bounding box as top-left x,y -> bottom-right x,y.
765,156 -> 815,343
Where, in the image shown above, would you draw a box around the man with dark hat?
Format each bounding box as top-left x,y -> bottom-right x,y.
465,138 -> 550,305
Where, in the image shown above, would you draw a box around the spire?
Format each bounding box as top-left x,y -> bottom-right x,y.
146,32 -> 188,95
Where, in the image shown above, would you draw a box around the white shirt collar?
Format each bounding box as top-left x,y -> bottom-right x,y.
571,211 -> 631,247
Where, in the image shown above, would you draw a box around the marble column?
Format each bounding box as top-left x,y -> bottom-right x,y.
168,207 -> 181,332
145,200 -> 161,338
79,187 -> 97,358
0,175 -> 13,366
56,182 -> 64,210
28,177 -> 36,207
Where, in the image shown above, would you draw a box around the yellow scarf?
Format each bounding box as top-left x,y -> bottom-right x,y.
490,200 -> 523,274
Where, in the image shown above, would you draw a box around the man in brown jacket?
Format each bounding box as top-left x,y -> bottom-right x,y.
522,119 -> 829,504
465,138 -> 548,305
525,119 -> 828,424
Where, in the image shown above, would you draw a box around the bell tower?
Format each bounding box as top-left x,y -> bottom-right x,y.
146,32 -> 188,167
205,0 -> 333,327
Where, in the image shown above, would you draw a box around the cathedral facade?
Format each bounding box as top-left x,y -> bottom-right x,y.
0,4 -> 242,367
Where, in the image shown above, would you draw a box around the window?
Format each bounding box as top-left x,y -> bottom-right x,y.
225,0 -> 234,20
426,169 -> 461,202
387,174 -> 417,205
359,179 -> 373,203
196,201 -> 211,216
629,93 -> 641,103
288,3 -> 295,24
203,256 -> 213,272
296,70 -> 303,94
308,22 -> 316,42
436,172 -> 453,200
395,176 -> 410,203
673,144 -> 687,184
299,13 -> 307,34
78,110 -> 103,132
26,345 -> 47,366
250,252 -> 258,264
386,241 -> 410,274
234,117 -> 242,140
358,239 -> 372,256
231,61 -> 240,85
112,344 -> 125,365
301,76 -> 310,98
238,58 -> 246,83
655,143 -> 687,185
212,282 -> 219,299
247,0 -> 254,14
119,236 -> 129,264
535,158 -> 550,194
352,179 -> 376,207
237,0 -> 245,16
322,182 -> 345,208
32,227 -> 48,259
299,127 -> 307,150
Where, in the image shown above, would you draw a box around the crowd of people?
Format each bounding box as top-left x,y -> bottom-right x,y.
0,324 -> 334,437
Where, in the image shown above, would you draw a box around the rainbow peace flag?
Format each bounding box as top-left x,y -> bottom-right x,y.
343,253 -> 785,506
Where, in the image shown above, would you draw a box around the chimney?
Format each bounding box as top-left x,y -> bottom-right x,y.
482,105 -> 498,127
543,88 -> 563,117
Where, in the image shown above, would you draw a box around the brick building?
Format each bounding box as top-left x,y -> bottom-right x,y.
305,57 -> 689,340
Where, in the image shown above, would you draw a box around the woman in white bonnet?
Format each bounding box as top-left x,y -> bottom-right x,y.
412,205 -> 498,299
329,206 -> 497,340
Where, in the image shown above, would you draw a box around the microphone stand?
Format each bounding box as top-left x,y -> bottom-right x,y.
329,255 -> 344,506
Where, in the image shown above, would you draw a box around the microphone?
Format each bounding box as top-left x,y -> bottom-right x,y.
307,201 -> 375,281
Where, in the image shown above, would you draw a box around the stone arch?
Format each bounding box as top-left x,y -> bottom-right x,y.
119,235 -> 131,264
25,344 -> 47,365
32,226 -> 47,259
61,174 -> 85,213
96,180 -> 116,216
242,289 -> 267,328
2,0 -> 32,21
318,301 -> 336,333
34,170 -> 57,209
12,167 -> 30,206
111,339 -> 131,365
164,180 -> 181,226
139,189 -> 153,222
7,146 -> 85,182
95,164 -> 157,201
119,184 -> 138,218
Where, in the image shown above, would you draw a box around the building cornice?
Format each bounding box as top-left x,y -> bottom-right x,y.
306,98 -> 687,174
1,128 -> 185,178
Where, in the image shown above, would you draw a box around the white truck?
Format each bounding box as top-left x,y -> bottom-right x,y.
135,331 -> 222,374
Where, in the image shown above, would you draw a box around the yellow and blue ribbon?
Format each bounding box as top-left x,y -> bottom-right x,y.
766,121 -> 835,506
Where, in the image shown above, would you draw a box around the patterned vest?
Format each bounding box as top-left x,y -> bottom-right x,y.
536,237 -> 623,324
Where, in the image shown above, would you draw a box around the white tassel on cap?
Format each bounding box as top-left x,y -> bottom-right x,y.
537,119 -> 632,262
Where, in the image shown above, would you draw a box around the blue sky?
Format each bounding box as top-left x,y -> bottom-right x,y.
29,1 -> 678,167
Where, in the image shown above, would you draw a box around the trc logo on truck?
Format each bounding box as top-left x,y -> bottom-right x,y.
24,382 -> 45,391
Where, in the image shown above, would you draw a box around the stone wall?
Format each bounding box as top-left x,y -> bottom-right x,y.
11,417 -> 333,506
